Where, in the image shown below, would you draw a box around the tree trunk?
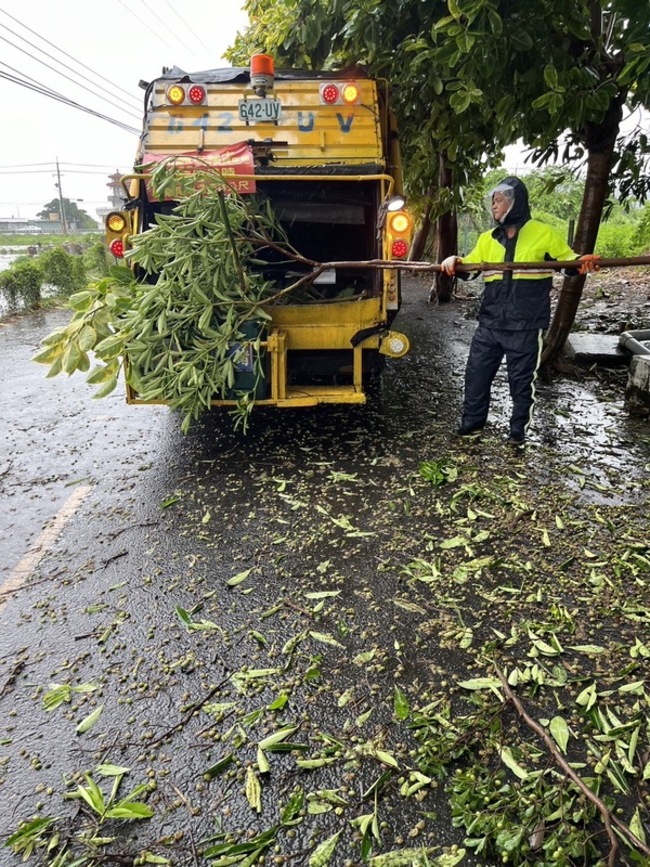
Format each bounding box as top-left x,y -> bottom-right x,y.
410,198 -> 433,262
434,156 -> 457,303
542,149 -> 610,363
542,93 -> 625,365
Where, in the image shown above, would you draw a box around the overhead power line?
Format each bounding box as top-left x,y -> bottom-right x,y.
0,168 -> 56,174
0,6 -> 142,107
0,66 -> 140,134
0,168 -> 127,175
0,30 -> 141,121
116,0 -> 176,51
0,162 -> 55,168
59,162 -> 132,169
160,0 -> 211,53
0,161 -> 132,170
138,0 -> 194,55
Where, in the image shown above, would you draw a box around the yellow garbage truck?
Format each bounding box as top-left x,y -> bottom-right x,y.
106,56 -> 413,408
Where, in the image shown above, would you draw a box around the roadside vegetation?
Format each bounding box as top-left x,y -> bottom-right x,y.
0,239 -> 109,314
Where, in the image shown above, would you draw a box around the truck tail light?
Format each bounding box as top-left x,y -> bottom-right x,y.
391,239 -> 409,259
386,209 -> 413,260
106,211 -> 129,259
188,85 -> 206,104
341,83 -> 360,104
166,83 -> 206,106
388,212 -> 412,235
106,212 -> 126,233
109,239 -> 124,258
321,83 -> 339,104
319,82 -> 361,105
166,84 -> 186,105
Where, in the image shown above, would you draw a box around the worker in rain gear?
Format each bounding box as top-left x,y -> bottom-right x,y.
441,176 -> 600,446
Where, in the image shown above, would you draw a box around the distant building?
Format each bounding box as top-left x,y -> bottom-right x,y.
96,171 -> 127,226
0,216 -> 65,234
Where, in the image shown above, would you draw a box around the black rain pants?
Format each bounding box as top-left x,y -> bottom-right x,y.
461,325 -> 543,439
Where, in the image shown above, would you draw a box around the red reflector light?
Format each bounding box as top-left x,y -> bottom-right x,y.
109,239 -> 124,259
188,85 -> 206,104
391,239 -> 409,259
321,83 -> 339,104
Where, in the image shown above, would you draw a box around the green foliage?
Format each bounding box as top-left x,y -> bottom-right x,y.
595,220 -> 639,257
83,240 -> 111,276
0,257 -> 43,309
419,459 -> 458,487
37,197 -> 98,231
6,764 -> 158,866
0,233 -> 101,249
33,160 -> 296,433
632,202 -> 650,253
40,247 -> 87,295
524,169 -> 584,221
410,672 -> 650,866
64,766 -> 153,820
32,265 -> 132,391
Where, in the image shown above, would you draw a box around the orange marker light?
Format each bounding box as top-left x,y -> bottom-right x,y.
389,212 -> 412,234
106,212 -> 126,233
250,54 -> 275,93
341,83 -> 360,104
166,84 -> 185,105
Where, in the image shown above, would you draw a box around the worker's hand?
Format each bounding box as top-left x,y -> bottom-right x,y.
578,254 -> 601,275
441,255 -> 460,276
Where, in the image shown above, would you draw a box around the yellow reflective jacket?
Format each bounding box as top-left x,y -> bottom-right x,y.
462,219 -> 579,330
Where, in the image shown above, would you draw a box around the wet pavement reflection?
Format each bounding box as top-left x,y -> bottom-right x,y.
0,279 -> 648,863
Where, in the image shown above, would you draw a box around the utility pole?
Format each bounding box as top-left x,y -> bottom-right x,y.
55,157 -> 68,234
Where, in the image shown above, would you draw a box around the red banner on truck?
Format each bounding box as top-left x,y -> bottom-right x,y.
140,143 -> 256,197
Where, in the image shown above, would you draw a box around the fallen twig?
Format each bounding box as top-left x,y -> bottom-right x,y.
496,667 -> 650,866
147,674 -> 232,749
282,596 -> 313,617
97,550 -> 129,570
0,653 -> 28,698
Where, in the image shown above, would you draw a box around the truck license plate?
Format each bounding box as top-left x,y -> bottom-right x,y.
238,98 -> 282,123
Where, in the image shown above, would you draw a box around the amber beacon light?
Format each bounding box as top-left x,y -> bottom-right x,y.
250,54 -> 275,95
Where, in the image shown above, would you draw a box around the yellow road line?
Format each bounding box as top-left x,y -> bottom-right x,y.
0,484 -> 92,611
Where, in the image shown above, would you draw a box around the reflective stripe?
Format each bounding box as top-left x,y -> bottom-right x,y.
523,330 -> 544,436
485,270 -> 553,282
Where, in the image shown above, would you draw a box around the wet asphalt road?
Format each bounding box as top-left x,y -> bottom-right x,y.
1,279 -> 649,864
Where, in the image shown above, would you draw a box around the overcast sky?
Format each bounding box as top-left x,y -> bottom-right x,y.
0,0 -> 249,220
